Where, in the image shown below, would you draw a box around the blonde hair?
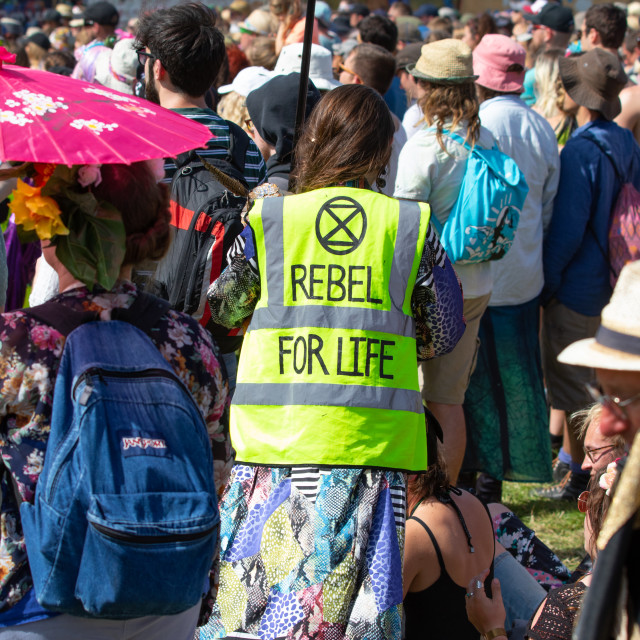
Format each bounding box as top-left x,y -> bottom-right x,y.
217,91 -> 251,133
533,49 -> 563,119
573,403 -> 604,439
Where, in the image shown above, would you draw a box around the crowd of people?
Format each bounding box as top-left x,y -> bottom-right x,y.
0,0 -> 639,639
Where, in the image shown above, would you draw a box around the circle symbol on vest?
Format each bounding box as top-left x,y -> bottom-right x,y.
316,196 -> 367,255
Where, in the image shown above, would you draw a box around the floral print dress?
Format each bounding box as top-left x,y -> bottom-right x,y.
0,282 -> 231,618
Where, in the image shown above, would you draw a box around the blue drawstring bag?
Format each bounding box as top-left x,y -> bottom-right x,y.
431,129 -> 529,265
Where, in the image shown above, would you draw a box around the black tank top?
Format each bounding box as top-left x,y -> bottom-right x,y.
404,493 -> 495,640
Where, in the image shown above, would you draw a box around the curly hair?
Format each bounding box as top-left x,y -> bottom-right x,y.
291,85 -> 394,193
417,80 -> 481,151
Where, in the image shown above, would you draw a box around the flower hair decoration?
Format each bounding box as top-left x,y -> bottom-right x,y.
599,460 -> 620,497
6,162 -> 126,290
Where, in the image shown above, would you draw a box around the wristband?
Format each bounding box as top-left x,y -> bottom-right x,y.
483,628 -> 507,640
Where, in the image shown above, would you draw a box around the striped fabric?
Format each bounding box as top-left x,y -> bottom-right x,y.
290,466 -> 406,527
163,108 -> 266,189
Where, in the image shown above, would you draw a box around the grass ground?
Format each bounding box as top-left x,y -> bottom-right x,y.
501,482 -> 586,572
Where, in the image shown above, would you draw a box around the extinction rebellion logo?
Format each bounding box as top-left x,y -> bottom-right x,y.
315,196 -> 367,255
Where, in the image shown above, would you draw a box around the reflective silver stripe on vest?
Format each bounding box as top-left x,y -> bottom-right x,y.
255,197 -> 423,332
390,199 -> 422,310
250,305 -> 415,337
234,382 -> 424,413
261,196 -> 286,305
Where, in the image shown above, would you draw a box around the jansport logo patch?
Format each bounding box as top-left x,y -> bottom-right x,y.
118,431 -> 170,458
122,437 -> 167,451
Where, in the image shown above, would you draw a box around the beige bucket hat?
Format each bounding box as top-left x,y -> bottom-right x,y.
408,39 -> 478,84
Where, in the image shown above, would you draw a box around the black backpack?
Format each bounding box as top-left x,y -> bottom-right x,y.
150,121 -> 250,353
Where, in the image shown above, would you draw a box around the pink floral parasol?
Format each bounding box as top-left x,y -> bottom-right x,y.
0,47 -> 211,165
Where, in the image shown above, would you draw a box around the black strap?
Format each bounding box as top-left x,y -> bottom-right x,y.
409,515 -> 447,573
23,292 -> 170,337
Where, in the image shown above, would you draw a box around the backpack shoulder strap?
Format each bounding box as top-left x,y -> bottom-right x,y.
23,292 -> 170,337
111,292 -> 171,332
23,302 -> 98,337
584,134 -> 625,183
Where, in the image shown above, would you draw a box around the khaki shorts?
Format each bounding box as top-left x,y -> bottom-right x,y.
541,298 -> 600,415
419,293 -> 491,405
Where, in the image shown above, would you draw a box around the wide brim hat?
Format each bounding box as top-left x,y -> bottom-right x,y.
274,42 -> 341,91
238,9 -> 276,36
94,38 -> 137,94
218,65 -> 273,96
473,33 -> 526,94
409,39 -> 478,83
559,261 -> 640,371
559,49 -> 627,121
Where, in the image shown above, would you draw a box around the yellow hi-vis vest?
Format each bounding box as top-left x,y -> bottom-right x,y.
231,187 -> 431,471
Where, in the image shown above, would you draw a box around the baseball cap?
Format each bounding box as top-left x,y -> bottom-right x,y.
396,41 -> 423,71
414,4 -> 438,18
83,1 -> 119,27
396,16 -> 423,43
42,9 -> 61,23
529,3 -> 574,33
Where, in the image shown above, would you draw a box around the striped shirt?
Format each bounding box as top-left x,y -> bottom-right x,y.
164,107 -> 266,189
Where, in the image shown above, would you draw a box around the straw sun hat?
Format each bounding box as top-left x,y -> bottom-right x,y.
408,39 -> 478,84
559,261 -> 640,372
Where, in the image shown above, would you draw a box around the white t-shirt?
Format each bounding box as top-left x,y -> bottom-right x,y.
402,102 -> 424,140
394,121 -> 496,298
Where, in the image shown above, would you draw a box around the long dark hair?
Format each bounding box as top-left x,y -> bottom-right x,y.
291,84 -> 394,193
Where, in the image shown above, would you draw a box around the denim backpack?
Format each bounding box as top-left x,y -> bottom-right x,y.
431,129 -> 529,265
21,293 -> 219,619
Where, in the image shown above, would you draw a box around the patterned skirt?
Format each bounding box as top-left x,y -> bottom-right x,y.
197,465 -> 406,640
463,298 -> 552,482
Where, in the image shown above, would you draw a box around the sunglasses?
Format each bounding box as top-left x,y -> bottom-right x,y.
244,118 -> 254,133
577,490 -> 589,513
585,382 -> 640,422
583,443 -> 616,464
136,50 -> 156,67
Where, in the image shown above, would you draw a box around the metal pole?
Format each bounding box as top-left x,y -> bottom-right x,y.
289,0 -> 316,189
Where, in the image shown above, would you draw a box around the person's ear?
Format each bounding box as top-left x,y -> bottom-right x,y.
587,27 -> 600,47
153,58 -> 164,81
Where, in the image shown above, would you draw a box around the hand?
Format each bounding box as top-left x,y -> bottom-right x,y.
465,569 -> 507,638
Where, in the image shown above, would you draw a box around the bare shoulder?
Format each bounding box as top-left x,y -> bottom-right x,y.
616,84 -> 640,138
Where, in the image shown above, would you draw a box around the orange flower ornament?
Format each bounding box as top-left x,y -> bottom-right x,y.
10,178 -> 69,240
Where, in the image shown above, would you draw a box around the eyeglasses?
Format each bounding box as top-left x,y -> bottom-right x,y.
136,50 -> 156,67
338,62 -> 359,78
577,490 -> 590,514
244,118 -> 254,133
585,382 -> 640,422
583,443 -> 616,464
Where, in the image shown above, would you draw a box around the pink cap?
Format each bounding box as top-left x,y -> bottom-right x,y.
473,34 -> 526,94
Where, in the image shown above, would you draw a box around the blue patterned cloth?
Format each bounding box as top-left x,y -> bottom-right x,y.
198,466 -> 405,640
